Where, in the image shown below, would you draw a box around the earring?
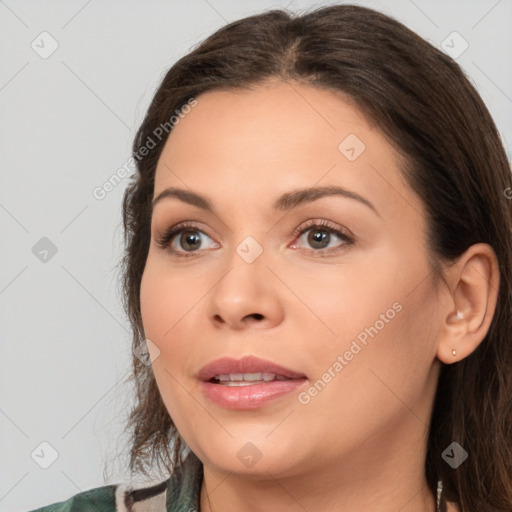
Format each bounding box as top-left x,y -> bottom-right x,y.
456,310 -> 464,320
452,349 -> 457,357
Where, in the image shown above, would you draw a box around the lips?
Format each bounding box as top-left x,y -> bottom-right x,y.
198,355 -> 306,382
198,355 -> 308,409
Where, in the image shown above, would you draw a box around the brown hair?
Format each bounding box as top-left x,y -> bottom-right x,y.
118,4 -> 512,510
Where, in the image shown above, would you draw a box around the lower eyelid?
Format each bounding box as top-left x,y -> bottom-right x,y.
171,230 -> 217,252
291,233 -> 353,254
158,222 -> 353,256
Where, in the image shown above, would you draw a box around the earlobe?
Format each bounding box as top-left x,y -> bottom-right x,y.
436,243 -> 500,364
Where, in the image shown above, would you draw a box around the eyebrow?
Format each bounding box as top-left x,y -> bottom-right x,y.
151,185 -> 379,216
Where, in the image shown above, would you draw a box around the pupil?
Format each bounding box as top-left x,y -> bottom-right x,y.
309,229 -> 329,249
181,230 -> 201,251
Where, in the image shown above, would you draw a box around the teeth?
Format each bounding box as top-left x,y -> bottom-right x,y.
223,381 -> 262,387
213,372 -> 292,384
243,372 -> 263,381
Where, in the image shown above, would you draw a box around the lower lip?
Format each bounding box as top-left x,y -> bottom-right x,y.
200,379 -> 307,409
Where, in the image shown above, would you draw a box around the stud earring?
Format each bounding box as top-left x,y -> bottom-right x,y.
452,349 -> 457,357
456,310 -> 464,320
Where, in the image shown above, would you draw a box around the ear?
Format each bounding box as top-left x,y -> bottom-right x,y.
436,243 -> 500,364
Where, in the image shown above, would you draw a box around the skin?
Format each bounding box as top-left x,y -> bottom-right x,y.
140,80 -> 499,512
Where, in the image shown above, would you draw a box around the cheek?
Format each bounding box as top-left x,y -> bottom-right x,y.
140,266 -> 168,343
140,257 -> 207,342
300,270 -> 439,429
139,261 -> 200,409
289,246 -> 437,404
139,262 -> 206,433
272,248 -> 404,344
139,256 -> 218,378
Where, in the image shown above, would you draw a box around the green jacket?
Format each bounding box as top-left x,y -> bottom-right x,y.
28,451 -> 203,512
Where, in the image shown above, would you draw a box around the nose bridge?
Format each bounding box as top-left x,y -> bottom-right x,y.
207,236 -> 284,329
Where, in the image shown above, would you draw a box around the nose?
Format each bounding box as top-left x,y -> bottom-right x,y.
207,251 -> 285,331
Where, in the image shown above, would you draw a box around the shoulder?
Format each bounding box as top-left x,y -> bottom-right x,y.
27,479 -> 169,512
27,451 -> 203,512
446,502 -> 460,512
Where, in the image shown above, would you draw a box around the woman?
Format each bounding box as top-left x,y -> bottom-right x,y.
30,3 -> 512,512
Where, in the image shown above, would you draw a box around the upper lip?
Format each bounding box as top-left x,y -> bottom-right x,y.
198,355 -> 306,382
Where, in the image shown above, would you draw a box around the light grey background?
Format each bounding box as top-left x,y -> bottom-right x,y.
1,0 -> 511,510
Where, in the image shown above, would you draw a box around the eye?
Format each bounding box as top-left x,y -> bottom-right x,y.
290,219 -> 354,256
155,222 -> 219,258
155,219 -> 354,259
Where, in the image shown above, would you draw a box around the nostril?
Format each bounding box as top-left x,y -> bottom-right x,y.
213,314 -> 224,323
213,312 -> 265,325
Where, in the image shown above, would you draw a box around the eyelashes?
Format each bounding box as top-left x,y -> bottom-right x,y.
155,221 -> 219,258
154,219 -> 355,259
290,219 -> 354,254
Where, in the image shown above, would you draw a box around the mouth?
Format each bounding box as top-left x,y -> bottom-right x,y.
198,355 -> 308,409
198,354 -> 306,382
209,372 -> 295,386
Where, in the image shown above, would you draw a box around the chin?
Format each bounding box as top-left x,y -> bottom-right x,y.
193,434 -> 306,477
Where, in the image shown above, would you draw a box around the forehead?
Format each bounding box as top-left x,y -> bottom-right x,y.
153,81 -> 422,220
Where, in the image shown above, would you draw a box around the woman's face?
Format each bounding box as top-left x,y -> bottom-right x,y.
140,81 -> 443,478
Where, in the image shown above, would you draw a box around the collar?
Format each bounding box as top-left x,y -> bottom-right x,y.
115,451 -> 203,512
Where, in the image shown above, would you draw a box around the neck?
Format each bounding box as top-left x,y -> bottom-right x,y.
200,467 -> 436,512
199,417 -> 437,512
